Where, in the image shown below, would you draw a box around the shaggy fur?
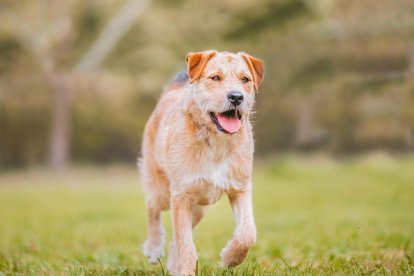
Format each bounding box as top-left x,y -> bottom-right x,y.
139,50 -> 264,275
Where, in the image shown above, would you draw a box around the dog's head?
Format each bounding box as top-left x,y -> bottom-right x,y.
186,50 -> 264,135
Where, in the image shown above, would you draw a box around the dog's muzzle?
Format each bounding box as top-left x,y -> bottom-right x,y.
209,109 -> 242,134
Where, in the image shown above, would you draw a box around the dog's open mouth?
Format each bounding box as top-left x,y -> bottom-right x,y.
209,109 -> 242,134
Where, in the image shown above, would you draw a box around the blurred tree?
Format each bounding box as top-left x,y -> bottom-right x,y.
1,0 -> 414,167
403,45 -> 414,148
1,0 -> 150,169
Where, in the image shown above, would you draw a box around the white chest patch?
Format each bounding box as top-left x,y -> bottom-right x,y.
181,158 -> 244,191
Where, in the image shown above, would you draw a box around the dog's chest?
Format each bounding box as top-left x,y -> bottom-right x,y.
165,127 -> 252,194
203,158 -> 231,185
182,159 -> 234,205
184,149 -> 244,192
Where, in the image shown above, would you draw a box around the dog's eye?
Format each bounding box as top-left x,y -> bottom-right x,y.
211,75 -> 221,81
241,77 -> 250,83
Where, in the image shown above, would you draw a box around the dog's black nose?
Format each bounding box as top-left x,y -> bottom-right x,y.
227,91 -> 244,106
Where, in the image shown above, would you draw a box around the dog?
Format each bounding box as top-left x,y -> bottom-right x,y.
139,50 -> 264,275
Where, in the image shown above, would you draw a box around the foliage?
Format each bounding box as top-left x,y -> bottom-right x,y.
1,0 -> 414,167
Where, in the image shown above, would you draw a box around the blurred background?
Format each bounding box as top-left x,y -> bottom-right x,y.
1,0 -> 414,169
1,1 -> 414,274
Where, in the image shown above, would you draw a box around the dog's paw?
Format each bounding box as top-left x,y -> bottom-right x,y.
142,240 -> 164,264
167,242 -> 197,276
220,240 -> 249,268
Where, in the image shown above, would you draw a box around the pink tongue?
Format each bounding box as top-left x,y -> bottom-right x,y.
217,114 -> 241,133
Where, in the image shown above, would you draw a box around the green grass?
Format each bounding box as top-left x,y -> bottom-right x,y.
1,155 -> 414,275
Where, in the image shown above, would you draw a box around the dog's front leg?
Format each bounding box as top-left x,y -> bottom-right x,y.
170,195 -> 197,276
221,188 -> 256,267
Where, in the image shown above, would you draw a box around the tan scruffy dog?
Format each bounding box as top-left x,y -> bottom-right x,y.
139,50 -> 264,275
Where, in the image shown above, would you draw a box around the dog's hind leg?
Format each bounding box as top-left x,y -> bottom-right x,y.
142,198 -> 165,263
140,157 -> 170,263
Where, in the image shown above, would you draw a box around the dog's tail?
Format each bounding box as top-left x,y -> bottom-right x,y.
163,70 -> 188,92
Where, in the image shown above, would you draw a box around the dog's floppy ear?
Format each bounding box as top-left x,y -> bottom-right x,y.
240,53 -> 264,92
186,50 -> 217,83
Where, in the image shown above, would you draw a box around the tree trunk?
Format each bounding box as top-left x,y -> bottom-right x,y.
47,0 -> 150,169
295,100 -> 312,145
404,45 -> 414,148
49,74 -> 72,169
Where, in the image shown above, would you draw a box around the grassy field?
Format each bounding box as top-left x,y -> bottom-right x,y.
1,155 -> 414,275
